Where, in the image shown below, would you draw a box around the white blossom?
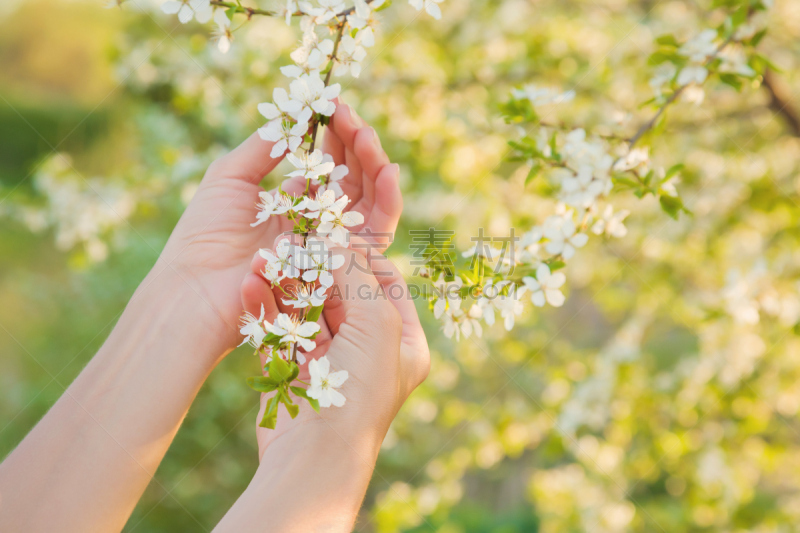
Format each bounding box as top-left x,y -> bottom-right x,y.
258,88 -> 305,122
258,118 -> 309,158
295,237 -> 346,287
649,63 -> 677,95
259,240 -> 303,280
335,35 -> 367,78
408,0 -> 443,19
677,65 -> 708,86
512,84 -> 575,106
286,149 -> 337,181
289,72 -> 341,117
493,286 -> 527,331
291,33 -> 334,70
264,313 -> 320,351
316,197 -> 364,246
523,264 -> 566,308
161,0 -> 212,24
252,191 -> 292,227
591,205 -> 629,238
282,284 -> 328,308
682,85 -> 705,105
433,276 -> 463,319
239,304 -> 266,347
307,356 -> 348,407
613,147 -> 650,173
347,0 -> 379,47
211,8 -> 232,53
281,0 -> 297,25
543,214 -> 589,259
319,164 -> 348,196
304,188 -> 346,219
678,29 -> 718,62
558,166 -> 606,208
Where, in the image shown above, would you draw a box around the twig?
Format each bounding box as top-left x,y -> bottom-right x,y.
628,36 -> 734,149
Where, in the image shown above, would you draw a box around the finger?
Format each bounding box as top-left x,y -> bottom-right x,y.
323,246 -> 389,337
329,103 -> 366,202
340,236 -> 422,336
353,127 -> 390,196
329,102 -> 363,150
207,130 -> 285,185
323,118 -> 346,165
359,163 -> 402,243
241,272 -> 280,322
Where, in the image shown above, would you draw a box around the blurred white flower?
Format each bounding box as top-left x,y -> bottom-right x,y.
160,0 -> 212,24
408,0 -> 443,19
543,214 -> 588,259
523,264 -> 566,308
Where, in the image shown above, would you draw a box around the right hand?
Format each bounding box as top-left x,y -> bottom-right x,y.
241,241 -> 430,459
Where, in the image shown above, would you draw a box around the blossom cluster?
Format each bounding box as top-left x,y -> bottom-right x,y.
424,4 -> 771,341
159,0 -> 444,425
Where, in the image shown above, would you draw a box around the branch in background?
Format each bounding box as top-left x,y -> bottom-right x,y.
628,36 -> 734,150
762,69 -> 800,138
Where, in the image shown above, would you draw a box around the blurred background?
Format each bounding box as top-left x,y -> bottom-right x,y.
2,0 -> 800,531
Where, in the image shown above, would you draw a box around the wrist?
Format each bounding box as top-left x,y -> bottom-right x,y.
130,265 -> 232,369
231,421 -> 381,533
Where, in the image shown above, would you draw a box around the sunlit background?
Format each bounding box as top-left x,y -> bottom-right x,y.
2,0 -> 800,531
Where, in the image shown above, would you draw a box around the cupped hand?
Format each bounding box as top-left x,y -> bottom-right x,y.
241,243 -> 430,459
154,102 -> 402,360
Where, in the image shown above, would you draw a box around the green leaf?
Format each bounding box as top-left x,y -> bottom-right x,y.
247,375 -> 280,393
279,390 -> 300,419
719,73 -> 743,91
290,386 -> 320,413
374,0 -> 391,11
663,164 -> 684,182
749,29 -> 767,47
269,354 -> 293,382
730,5 -> 748,28
259,395 -> 280,429
525,161 -> 541,186
659,195 -> 685,220
306,305 -> 324,323
261,332 -> 283,347
655,34 -> 679,48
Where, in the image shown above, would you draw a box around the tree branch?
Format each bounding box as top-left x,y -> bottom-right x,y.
762,69 -> 800,138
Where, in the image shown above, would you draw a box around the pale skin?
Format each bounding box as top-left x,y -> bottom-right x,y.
0,102 -> 430,532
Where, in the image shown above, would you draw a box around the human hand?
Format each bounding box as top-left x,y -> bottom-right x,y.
155,102 -> 402,363
241,240 -> 430,458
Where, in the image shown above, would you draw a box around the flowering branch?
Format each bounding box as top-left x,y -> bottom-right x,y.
420,2 -> 773,341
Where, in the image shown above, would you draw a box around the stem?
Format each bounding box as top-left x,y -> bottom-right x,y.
210,1 -> 276,17
308,22 -> 347,153
628,36 -> 734,150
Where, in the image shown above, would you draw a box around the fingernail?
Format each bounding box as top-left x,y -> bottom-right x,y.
349,106 -> 364,128
370,127 -> 382,150
390,163 -> 400,177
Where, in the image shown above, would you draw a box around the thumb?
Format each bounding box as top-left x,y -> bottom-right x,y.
322,247 -> 401,339
206,129 -> 287,185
